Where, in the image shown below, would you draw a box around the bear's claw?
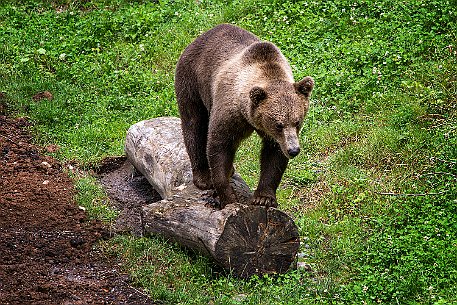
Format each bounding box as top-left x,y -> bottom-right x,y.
251,194 -> 278,208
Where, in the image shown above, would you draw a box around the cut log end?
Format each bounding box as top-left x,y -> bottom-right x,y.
215,206 -> 300,278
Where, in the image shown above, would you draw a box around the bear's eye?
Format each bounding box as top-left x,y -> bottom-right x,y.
275,122 -> 284,131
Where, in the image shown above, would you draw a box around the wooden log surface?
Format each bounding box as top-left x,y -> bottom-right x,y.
141,176 -> 300,278
124,117 -> 192,199
118,118 -> 300,278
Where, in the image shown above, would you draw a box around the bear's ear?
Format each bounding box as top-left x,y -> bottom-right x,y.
249,86 -> 267,106
294,76 -> 314,98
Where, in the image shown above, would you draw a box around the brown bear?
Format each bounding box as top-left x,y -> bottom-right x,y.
175,24 -> 314,209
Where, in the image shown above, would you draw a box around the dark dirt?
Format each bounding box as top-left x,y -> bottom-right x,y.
0,116 -> 155,304
95,157 -> 162,236
96,157 -> 161,211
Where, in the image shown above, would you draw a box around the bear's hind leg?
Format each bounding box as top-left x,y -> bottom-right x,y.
207,129 -> 239,209
177,90 -> 213,190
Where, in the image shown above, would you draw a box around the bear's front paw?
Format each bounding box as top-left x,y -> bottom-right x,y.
252,192 -> 278,208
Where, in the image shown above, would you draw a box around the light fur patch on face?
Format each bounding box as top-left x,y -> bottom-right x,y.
283,127 -> 300,157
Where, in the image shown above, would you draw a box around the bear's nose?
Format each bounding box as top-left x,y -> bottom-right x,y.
287,147 -> 300,158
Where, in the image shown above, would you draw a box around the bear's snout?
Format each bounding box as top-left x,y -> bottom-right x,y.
282,127 -> 301,159
287,146 -> 300,158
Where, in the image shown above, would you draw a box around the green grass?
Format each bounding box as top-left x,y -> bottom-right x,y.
74,174 -> 119,223
1,0 -> 456,304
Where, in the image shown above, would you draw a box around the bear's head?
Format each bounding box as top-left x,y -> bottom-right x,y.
250,76 -> 314,159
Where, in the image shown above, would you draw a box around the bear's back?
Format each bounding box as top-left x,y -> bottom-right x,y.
189,24 -> 259,66
176,24 -> 260,109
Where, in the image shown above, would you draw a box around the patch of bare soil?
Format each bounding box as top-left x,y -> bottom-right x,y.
95,157 -> 162,236
0,116 -> 154,304
96,157 -> 161,211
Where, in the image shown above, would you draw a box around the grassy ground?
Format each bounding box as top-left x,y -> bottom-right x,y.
1,0 -> 456,304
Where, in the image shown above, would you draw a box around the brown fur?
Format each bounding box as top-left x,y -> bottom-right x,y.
175,24 -> 314,208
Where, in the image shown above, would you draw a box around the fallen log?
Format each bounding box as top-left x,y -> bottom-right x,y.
123,118 -> 300,278
124,117 -> 192,199
141,177 -> 300,278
